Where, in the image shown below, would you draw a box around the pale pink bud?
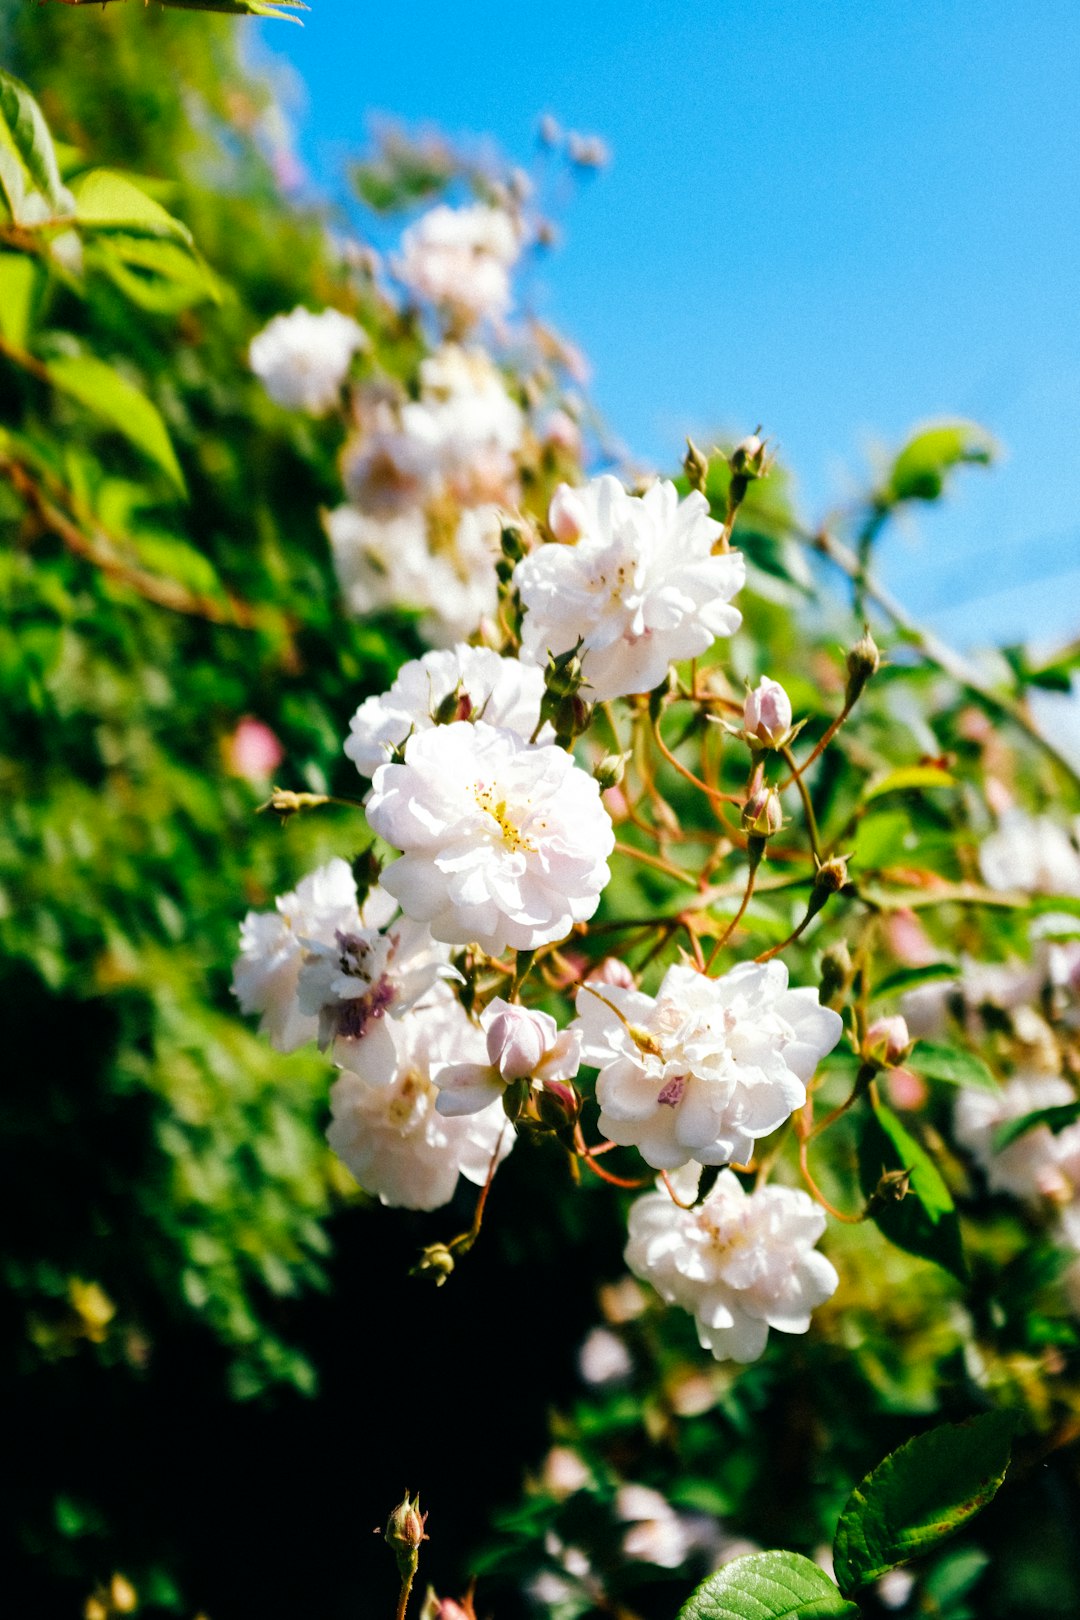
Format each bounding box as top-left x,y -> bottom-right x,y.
484,1000 -> 552,1080
586,957 -> 636,990
743,677 -> 793,750
866,1015 -> 912,1066
548,484 -> 589,543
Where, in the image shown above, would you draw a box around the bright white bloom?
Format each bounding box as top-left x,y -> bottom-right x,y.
397,202 -> 520,324
625,1167 -> 839,1362
233,859 -> 394,1051
326,991 -> 511,1210
436,995 -> 582,1116
295,913 -> 457,1082
402,345 -> 523,503
514,475 -> 745,701
575,961 -> 842,1170
248,306 -> 366,414
345,645 -> 545,779
979,809 -> 1080,896
366,720 -> 614,955
954,1073 -> 1080,1204
325,503 -> 498,646
744,677 -> 793,749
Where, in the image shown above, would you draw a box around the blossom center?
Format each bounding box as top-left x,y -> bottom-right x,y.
473,781 -> 535,853
387,1068 -> 434,1127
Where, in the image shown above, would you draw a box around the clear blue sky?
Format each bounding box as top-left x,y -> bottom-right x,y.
256,0 -> 1080,651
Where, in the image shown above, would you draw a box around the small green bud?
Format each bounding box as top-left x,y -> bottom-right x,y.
813,854 -> 850,895
741,785 -> 783,840
384,1492 -> 428,1579
544,642 -> 586,699
433,684 -> 472,724
683,437 -> 710,495
818,940 -> 852,1006
844,627 -> 881,707
351,846 -> 384,909
500,523 -> 528,564
594,752 -> 628,791
729,430 -> 769,482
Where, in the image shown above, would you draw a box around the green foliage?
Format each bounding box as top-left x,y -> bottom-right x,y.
882,420 -> 997,506
858,1102 -> 967,1280
992,1100 -> 1080,1152
907,1040 -> 998,1092
679,1552 -> 857,1620
831,1412 -> 1014,1594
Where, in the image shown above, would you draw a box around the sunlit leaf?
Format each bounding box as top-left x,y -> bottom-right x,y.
0,68 -> 66,214
679,1551 -> 858,1619
907,1041 -> 997,1092
864,765 -> 955,801
69,168 -> 194,245
884,420 -> 996,505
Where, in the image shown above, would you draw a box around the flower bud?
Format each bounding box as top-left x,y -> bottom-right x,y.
544,643 -> 586,698
593,752 -> 628,791
109,1578 -> 137,1616
845,627 -> 881,707
683,437 -> 710,495
813,854 -> 850,895
536,1079 -> 582,1131
743,677 -> 793,751
411,1243 -> 455,1285
433,684 -> 472,724
586,957 -> 636,990
741,785 -> 783,840
864,1015 -> 912,1067
729,431 -> 769,481
818,940 -> 852,1006
384,1492 -> 428,1580
486,1000 -> 550,1080
549,484 -> 589,543
500,523 -> 528,564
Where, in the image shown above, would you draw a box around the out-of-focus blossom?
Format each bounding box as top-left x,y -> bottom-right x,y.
224,716 -> 284,784
954,1072 -> 1080,1204
577,1326 -> 632,1385
249,306 -> 367,414
979,809 -> 1080,896
397,203 -> 520,325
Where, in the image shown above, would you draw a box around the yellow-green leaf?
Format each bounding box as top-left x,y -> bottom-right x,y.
864,765 -> 955,801
0,68 -> 66,214
69,169 -> 194,246
885,420 -> 996,505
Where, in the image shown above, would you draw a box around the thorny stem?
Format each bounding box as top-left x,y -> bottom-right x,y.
395,1573 -> 414,1620
780,742 -> 822,862
650,713 -> 742,806
778,702 -> 854,792
805,523 -> 1080,795
705,852 -> 761,971
795,1102 -> 864,1223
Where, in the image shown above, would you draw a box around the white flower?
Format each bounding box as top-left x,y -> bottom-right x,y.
326,992 -> 511,1210
326,503 -> 498,646
954,1072 -> 1080,1204
248,306 -> 366,414
296,913 -> 457,1082
233,859 -> 394,1051
341,420 -> 442,516
625,1168 -> 839,1362
402,344 -> 523,503
514,475 -> 745,701
436,995 -> 582,1116
344,645 -> 544,784
578,1326 -> 632,1385
980,809 -> 1080,896
575,961 -> 842,1170
744,676 -> 793,749
616,1484 -> 699,1570
397,202 -> 520,324
366,720 -> 614,955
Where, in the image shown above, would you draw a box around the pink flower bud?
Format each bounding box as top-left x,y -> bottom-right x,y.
866,1015 -> 912,1066
484,999 -> 553,1080
743,677 -> 792,750
586,957 -> 636,990
548,484 -> 589,543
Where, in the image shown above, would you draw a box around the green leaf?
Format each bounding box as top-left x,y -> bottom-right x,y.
992,1100 -> 1080,1153
863,765 -> 955,801
86,234 -> 220,312
69,169 -> 194,246
874,962 -> 958,998
858,1102 -> 967,1280
907,1041 -> 997,1092
0,69 -> 66,214
885,420 -> 996,505
44,353 -> 186,494
679,1551 -> 859,1620
0,252 -> 41,347
832,1412 -> 1015,1595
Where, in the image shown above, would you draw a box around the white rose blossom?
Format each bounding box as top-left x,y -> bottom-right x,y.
396,202 -> 521,324
435,995 -> 582,1116
295,913 -> 458,1083
625,1166 -> 839,1363
326,990 -> 511,1210
514,474 -> 745,701
248,306 -> 366,414
953,1072 -> 1080,1204
574,961 -> 842,1170
233,858 -> 394,1052
344,644 -> 547,779
402,344 -> 523,504
979,809 -> 1080,896
365,719 -> 614,955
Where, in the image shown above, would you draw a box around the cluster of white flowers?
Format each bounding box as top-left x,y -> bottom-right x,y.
396,202 -> 521,326
248,306 -> 367,414
954,1073 -> 1080,1205
625,1166 -> 839,1362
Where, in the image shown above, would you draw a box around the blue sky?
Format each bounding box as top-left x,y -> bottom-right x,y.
258,0 -> 1080,650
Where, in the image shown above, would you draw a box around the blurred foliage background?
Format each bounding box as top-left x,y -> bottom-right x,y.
3,6 -> 1080,1619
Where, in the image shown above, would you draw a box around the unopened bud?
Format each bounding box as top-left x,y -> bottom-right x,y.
485,1000 -> 550,1080
814,855 -> 850,895
411,1243 -> 455,1285
549,484 -> 589,543
586,957 -> 636,990
434,684 -> 472,724
385,1492 -> 428,1580
741,785 -> 783,840
544,643 -> 586,699
683,437 -> 710,495
864,1015 -> 912,1067
743,676 -> 793,751
351,846 -> 384,908
594,752 -> 628,791
109,1577 -> 137,1615
729,430 -> 769,481
500,523 -> 528,564
818,940 -> 853,1006
648,669 -> 676,722
536,1079 -> 582,1131
868,1166 -> 913,1211
845,627 -> 881,707
554,692 -> 590,746
257,786 -> 330,820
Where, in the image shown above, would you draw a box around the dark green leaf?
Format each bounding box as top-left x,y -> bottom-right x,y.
858,1103 -> 967,1280
992,1100 -> 1080,1153
679,1551 -> 859,1620
832,1412 -> 1015,1595
874,962 -> 959,998
907,1041 -> 997,1092
44,353 -> 186,493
